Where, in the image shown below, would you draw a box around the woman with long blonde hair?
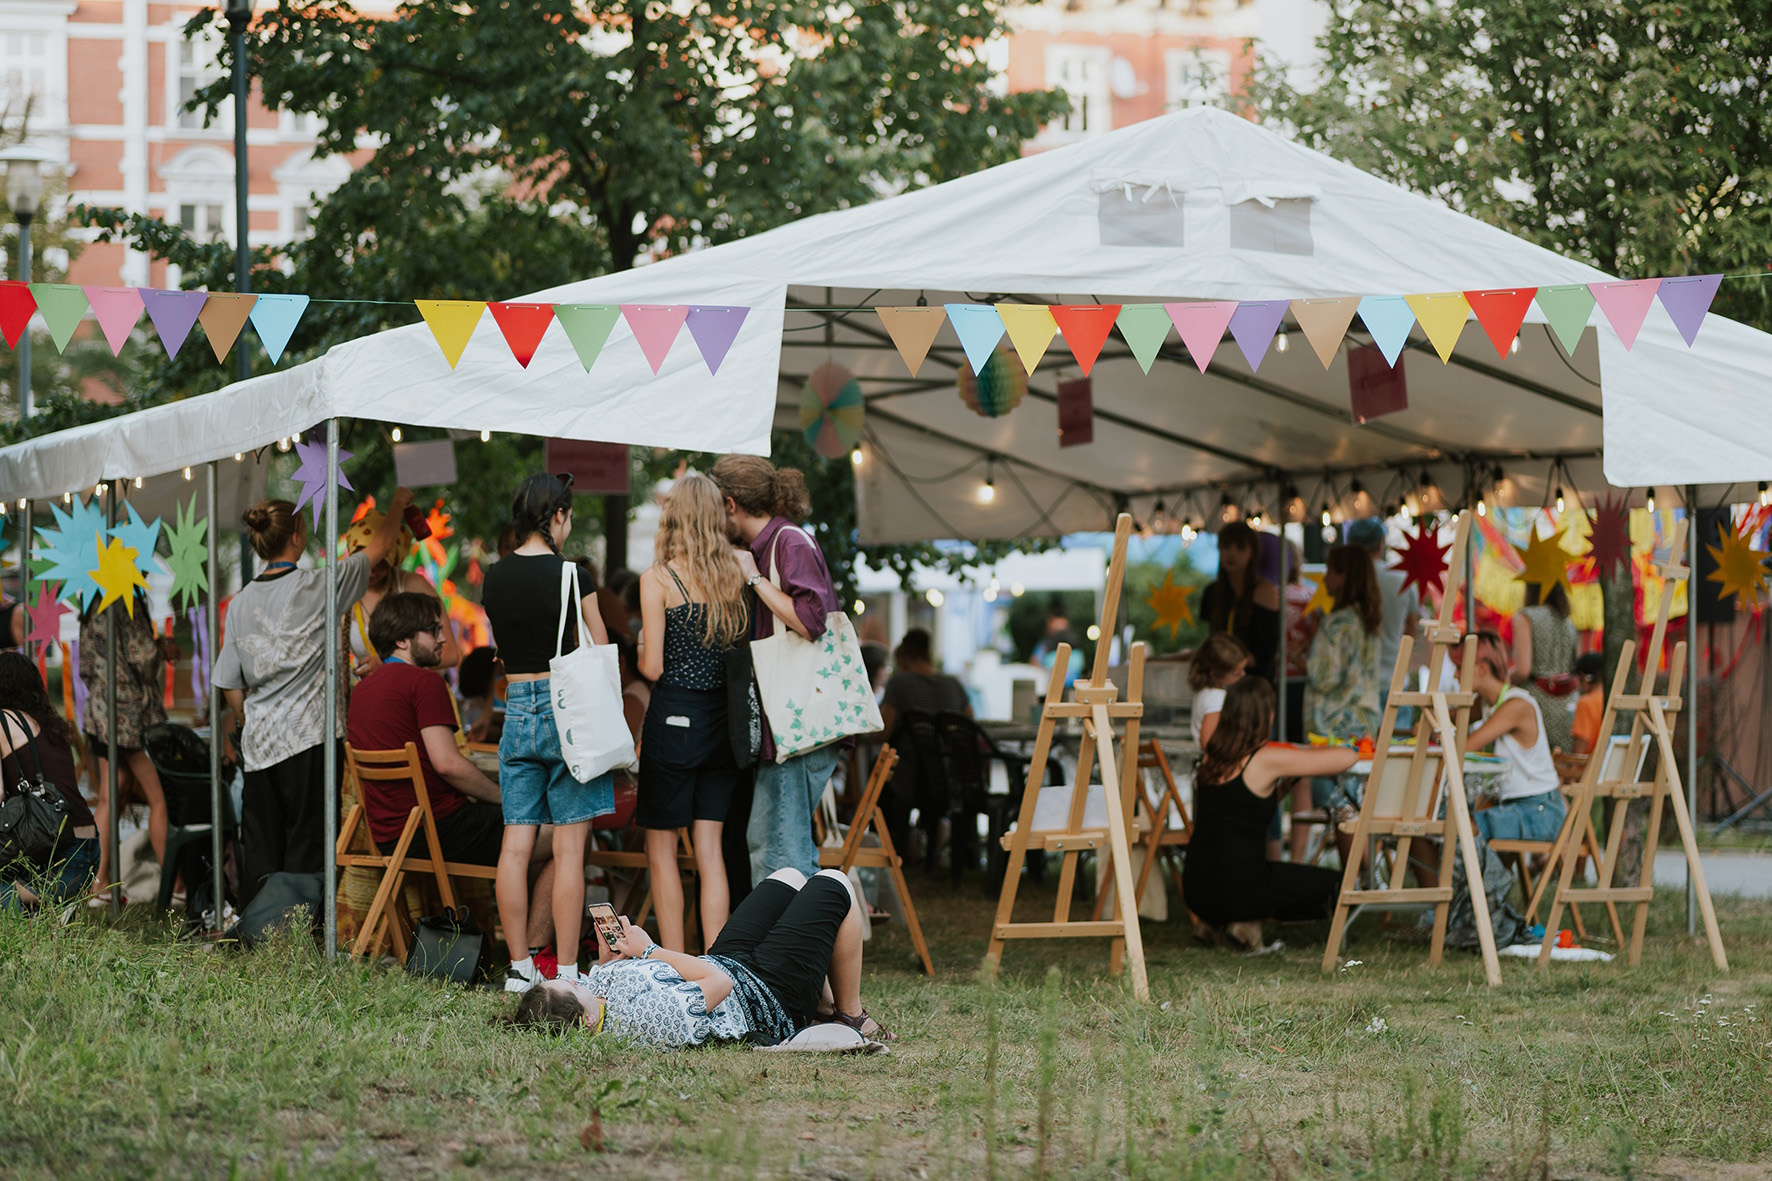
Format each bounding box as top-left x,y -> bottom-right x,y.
637,472 -> 750,949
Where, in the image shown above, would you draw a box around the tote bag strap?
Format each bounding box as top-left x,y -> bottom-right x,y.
554,560 -> 589,660
761,524 -> 818,639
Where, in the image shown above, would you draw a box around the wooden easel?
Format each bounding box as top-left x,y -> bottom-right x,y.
1321,512 -> 1504,986
816,746 -> 935,976
1536,519 -> 1727,969
987,514 -> 1151,1001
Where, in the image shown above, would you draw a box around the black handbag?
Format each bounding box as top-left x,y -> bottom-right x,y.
0,711 -> 73,874
406,906 -> 487,985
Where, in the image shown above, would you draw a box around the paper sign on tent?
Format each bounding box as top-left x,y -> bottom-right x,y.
1048,304 -> 1120,375
1534,285 -> 1595,357
84,287 -> 146,356
1165,301 -> 1238,373
1057,375 -> 1093,448
684,305 -> 749,374
1289,297 -> 1359,369
1347,343 -> 1408,423
1463,288 -> 1537,359
1115,304 -> 1172,374
1227,300 -> 1290,372
996,304 -> 1058,374
486,301 -> 554,368
394,439 -> 459,488
1403,292 -> 1470,363
1356,295 -> 1417,367
415,300 -> 487,370
198,293 -> 257,364
553,304 -> 621,371
29,284 -> 90,352
1589,279 -> 1662,350
621,304 -> 690,374
945,303 -> 1006,374
139,289 -> 209,360
1657,274 -> 1722,347
250,293 -> 311,365
0,281 -> 35,348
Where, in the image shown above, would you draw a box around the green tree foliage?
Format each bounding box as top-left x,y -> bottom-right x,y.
1242,0 -> 1772,329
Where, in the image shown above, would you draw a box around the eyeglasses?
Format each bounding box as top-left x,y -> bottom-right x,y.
420,624 -> 444,639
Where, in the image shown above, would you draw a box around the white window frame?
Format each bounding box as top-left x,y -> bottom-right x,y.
1164,47 -> 1234,111
168,24 -> 230,134
0,3 -> 73,137
160,146 -> 235,246
1042,44 -> 1112,142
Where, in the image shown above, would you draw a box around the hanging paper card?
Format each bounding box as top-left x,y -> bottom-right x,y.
1347,343 -> 1408,423
874,306 -> 947,376
1534,284 -> 1595,357
165,496 -> 209,612
139,289 -> 208,360
112,502 -> 164,579
621,304 -> 689,373
415,299 -> 487,369
487,301 -> 554,368
1049,304 -> 1120,375
290,435 -> 355,527
685,305 -> 749,375
1403,292 -> 1469,363
997,304 -> 1058,374
1356,296 -> 1416,367
1115,304 -> 1171,374
798,362 -> 865,459
1227,299 -> 1289,372
1165,300 -> 1237,373
545,439 -> 630,494
1290,297 -> 1359,369
250,293 -> 311,365
1657,274 -> 1722,347
29,284 -> 89,352
1462,288 -> 1537,359
1589,279 -> 1662,350
553,304 -> 621,371
945,303 -> 1006,375
90,536 -> 151,617
0,281 -> 35,348
1057,375 -> 1093,448
394,439 -> 459,488
199,293 -> 257,363
37,496 -> 107,606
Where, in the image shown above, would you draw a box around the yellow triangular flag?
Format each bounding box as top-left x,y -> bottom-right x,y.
1289,297 -> 1360,369
1404,292 -> 1471,363
415,300 -> 488,370
996,304 -> 1058,374
874,306 -> 947,376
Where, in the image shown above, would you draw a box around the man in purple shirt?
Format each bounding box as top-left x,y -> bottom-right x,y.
711,455 -> 845,882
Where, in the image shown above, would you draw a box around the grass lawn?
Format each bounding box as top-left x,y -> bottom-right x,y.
3,876 -> 1769,1180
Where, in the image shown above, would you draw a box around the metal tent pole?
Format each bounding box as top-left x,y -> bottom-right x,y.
207,461 -> 224,930
1276,513 -> 1289,742
322,420 -> 340,958
105,481 -> 121,917
16,498 -> 29,621
1686,485 -> 1699,935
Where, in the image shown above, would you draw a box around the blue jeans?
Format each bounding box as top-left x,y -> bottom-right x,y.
747,744 -> 842,881
1475,790 -> 1567,843
498,680 -> 614,826
1,836 -> 99,912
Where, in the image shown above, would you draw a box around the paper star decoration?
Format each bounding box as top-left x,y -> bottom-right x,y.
36,495 -> 109,606
1514,528 -> 1575,599
1705,519 -> 1769,607
1388,523 -> 1452,600
165,495 -> 210,611
290,435 -> 355,527
24,581 -> 68,652
89,535 -> 151,617
1302,573 -> 1336,617
1586,493 -> 1631,583
1145,570 -> 1196,639
111,502 -> 165,579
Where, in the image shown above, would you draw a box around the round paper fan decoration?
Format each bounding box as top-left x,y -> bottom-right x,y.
799,362 -> 865,460
957,346 -> 1027,419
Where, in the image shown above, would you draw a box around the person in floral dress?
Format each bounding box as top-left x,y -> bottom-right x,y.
80,590 -> 171,899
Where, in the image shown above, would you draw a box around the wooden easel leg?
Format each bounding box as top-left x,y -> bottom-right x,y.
1321,833 -> 1366,972
987,656 -> 1070,973
1650,703 -> 1728,971
1436,698 -> 1500,986
1093,703 -> 1148,1001
1537,785 -> 1596,967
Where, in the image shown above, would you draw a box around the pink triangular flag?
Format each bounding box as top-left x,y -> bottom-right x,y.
138,289 -> 208,359
83,286 -> 145,356
684,306 -> 749,374
1588,279 -> 1663,350
620,304 -> 689,374
1164,301 -> 1238,373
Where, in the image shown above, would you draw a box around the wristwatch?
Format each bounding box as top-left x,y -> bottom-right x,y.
747,574 -> 764,589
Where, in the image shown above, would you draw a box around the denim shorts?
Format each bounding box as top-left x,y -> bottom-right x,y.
1,835 -> 99,912
498,680 -> 614,827
1475,789 -> 1567,843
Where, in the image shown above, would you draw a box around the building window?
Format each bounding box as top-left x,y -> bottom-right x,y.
288,202 -> 312,241
0,30 -> 51,119
1045,45 -> 1111,138
1165,48 -> 1233,110
174,34 -> 228,131
178,202 -> 226,240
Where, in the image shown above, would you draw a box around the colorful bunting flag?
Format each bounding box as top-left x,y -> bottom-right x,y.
1356,296 -> 1416,367
945,303 -> 1006,375
1657,274 -> 1722,347
1463,288 -> 1537,359
199,293 -> 257,364
1589,279 -> 1662,350
29,284 -> 89,352
84,286 -> 145,356
0,281 -> 35,348
621,304 -> 690,374
874,306 -> 947,376
684,305 -> 749,375
1165,300 -> 1238,373
1290,297 -> 1359,369
1403,291 -> 1470,363
138,289 -> 208,360
249,293 -> 310,365
554,304 -> 622,372
1227,299 -> 1290,372
1115,304 -> 1171,374
486,301 -> 554,369
995,304 -> 1058,375
1534,284 -> 1596,357
1049,304 -> 1120,375
416,299 -> 487,370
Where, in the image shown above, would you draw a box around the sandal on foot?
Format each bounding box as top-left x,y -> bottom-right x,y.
827,1009 -> 897,1043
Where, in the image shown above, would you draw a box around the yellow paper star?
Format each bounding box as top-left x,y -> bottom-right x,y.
1513,528 -> 1574,599
90,535 -> 150,617
1706,520 -> 1769,606
1302,573 -> 1335,617
1146,570 -> 1196,639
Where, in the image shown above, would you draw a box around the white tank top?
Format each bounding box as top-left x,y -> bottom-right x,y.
1494,685 -> 1559,801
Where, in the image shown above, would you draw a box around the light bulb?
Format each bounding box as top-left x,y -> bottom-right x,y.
853,599 -> 866,615
983,586 -> 997,603
850,447 -> 863,467
133,477 -> 143,489
1509,336 -> 1520,355
235,453 -> 243,462
16,499 -> 24,510
1086,624 -> 1101,641
1275,331 -> 1290,354
925,588 -> 945,607
1321,507 -> 1331,527
1646,491 -> 1655,513
1249,512 -> 1262,528
183,467 -> 192,481
94,483 -> 104,496
1477,498 -> 1487,517
1555,487 -> 1565,514
1759,482 -> 1768,508
978,479 -> 995,504
391,427 -> 403,443
63,492 -> 71,504
480,429 -> 491,442
1010,581 -> 1025,598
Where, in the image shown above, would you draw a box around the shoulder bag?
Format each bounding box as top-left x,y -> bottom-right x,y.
725,587 -> 763,769
550,562 -> 639,783
0,711 -> 74,874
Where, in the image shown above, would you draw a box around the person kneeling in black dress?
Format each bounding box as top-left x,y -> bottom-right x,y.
1182,677 -> 1360,952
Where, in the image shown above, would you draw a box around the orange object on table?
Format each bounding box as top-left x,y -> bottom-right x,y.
1556,928 -> 1574,949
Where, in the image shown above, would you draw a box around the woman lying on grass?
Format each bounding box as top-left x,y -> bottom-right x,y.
508,867 -> 894,1048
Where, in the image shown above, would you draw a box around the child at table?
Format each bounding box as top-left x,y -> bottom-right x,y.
1465,631 -> 1566,842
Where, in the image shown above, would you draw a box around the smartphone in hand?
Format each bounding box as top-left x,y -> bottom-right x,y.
588,902 -> 623,951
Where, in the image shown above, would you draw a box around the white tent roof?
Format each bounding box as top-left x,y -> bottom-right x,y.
3,108 -> 1767,534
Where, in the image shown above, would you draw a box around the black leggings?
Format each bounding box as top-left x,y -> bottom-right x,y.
707,872 -> 851,1022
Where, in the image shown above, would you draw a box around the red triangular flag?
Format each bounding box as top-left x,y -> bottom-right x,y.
0,281 -> 35,349
1462,287 -> 1538,359
487,302 -> 555,368
1050,304 -> 1121,375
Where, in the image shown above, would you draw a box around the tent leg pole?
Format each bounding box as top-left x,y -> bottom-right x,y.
207,461 -> 224,932
106,480 -> 121,918
323,420 -> 340,959
1276,507 -> 1288,743
15,497 -> 27,610
1686,484 -> 1698,936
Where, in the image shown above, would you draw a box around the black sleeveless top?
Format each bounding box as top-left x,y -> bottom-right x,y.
659,567 -> 725,691
1180,760 -> 1274,900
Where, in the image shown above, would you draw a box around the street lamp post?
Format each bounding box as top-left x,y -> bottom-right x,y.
1,145 -> 47,421
225,0 -> 255,384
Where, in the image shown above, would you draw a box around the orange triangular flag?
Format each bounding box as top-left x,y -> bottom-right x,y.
874,306 -> 947,376
198,293 -> 257,364
416,300 -> 488,369
1049,304 -> 1121,375
1289,297 -> 1360,369
1463,288 -> 1538,359
997,304 -> 1058,374
1403,292 -> 1471,362
487,301 -> 555,368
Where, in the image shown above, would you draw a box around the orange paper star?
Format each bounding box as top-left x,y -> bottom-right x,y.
1514,528 -> 1574,599
1145,570 -> 1196,639
1706,519 -> 1769,606
89,535 -> 150,617
1302,573 -> 1335,617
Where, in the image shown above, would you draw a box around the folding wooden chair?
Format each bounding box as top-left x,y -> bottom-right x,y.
818,746 -> 934,976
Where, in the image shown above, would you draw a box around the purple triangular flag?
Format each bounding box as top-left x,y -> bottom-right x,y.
1656,274 -> 1722,347
138,289 -> 209,359
684,306 -> 749,375
1227,300 -> 1291,372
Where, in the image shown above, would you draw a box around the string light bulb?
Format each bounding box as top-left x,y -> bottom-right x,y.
1477,496 -> 1487,517
853,599 -> 866,615
978,458 -> 996,503
1275,330 -> 1290,354
480,429 -> 491,442
1509,336 -> 1521,355
390,427 -> 402,443
1759,482 -> 1769,508
183,466 -> 192,481
850,447 -> 863,467
1249,511 -> 1263,529
1321,504 -> 1332,527
1646,489 -> 1655,513
235,453 -> 243,462
1555,486 -> 1565,514
925,588 -> 944,607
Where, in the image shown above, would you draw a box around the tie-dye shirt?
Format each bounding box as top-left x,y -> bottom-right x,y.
580,958 -> 750,1049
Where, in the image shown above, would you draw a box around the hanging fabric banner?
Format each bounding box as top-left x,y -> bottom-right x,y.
1403,291 -> 1470,363
1463,287 -> 1537,359
139,289 -> 208,360
84,287 -> 146,356
553,304 -> 622,372
873,306 -> 947,376
415,299 -> 487,370
199,293 -> 257,364
1290,297 -> 1360,369
486,301 -> 554,368
0,281 -> 35,348
1656,274 -> 1722,347
621,304 -> 690,374
1049,304 -> 1120,375
1356,295 -> 1416,367
684,305 -> 749,375
1589,279 -> 1662,350
29,284 -> 90,353
945,303 -> 1006,375
996,304 -> 1058,374
1115,304 -> 1172,375
249,293 -> 311,365
1165,300 -> 1238,373
1534,284 -> 1596,357
1227,299 -> 1290,372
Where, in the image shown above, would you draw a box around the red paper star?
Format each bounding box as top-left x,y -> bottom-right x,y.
1388,523 -> 1452,600
24,581 -> 68,652
1587,492 -> 1630,583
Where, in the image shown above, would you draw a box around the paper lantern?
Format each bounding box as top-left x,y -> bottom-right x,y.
799,362 -> 865,459
957,345 -> 1027,418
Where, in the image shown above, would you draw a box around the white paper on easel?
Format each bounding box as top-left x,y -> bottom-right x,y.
1027,782 -> 1110,832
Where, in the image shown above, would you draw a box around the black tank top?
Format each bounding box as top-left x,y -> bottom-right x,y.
1186,759 -> 1275,873
659,567 -> 724,691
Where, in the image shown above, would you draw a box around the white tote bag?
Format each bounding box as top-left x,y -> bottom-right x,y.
549,563 -> 638,782
748,526 -> 884,763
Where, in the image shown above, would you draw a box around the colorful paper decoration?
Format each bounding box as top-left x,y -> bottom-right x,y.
996,304 -> 1058,374
554,304 -> 621,372
1534,284 -> 1596,357
1356,295 -> 1416,367
945,303 -> 1007,375
1227,299 -> 1290,372
1705,518 -> 1769,606
1301,573 -> 1335,616
24,581 -> 68,652
1513,528 -> 1575,599
1586,492 -> 1631,582
684,305 -> 749,375
621,304 -> 690,374
1145,570 -> 1195,639
1403,291 -> 1469,363
29,284 -> 90,352
1388,523 -> 1452,600
1115,304 -> 1171,374
874,306 -> 947,376
139,289 -> 208,360
487,301 -> 555,369
1049,304 -> 1120,375
1166,301 -> 1238,373
1657,274 -> 1722,347
1589,279 -> 1662,350
111,502 -> 164,579
36,495 -> 108,606
85,287 -> 145,355
249,293 -> 311,365
0,281 -> 35,348
1291,297 -> 1360,369
289,435 -> 355,527
90,536 -> 151,617
165,495 -> 209,611
956,346 -> 1027,418
798,362 -> 865,459
199,293 -> 257,363
416,299 -> 487,370
1464,288 -> 1537,359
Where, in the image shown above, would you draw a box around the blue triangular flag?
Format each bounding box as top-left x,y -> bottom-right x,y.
249,294 -> 311,366
1356,296 -> 1416,367
945,303 -> 1006,375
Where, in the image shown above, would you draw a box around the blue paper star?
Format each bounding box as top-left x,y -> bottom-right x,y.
111,502 -> 165,579
290,436 -> 355,527
36,496 -> 108,607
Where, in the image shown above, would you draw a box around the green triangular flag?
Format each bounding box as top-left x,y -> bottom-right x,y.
1116,304 -> 1172,374
1534,284 -> 1596,357
30,284 -> 90,352
552,304 -> 621,372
